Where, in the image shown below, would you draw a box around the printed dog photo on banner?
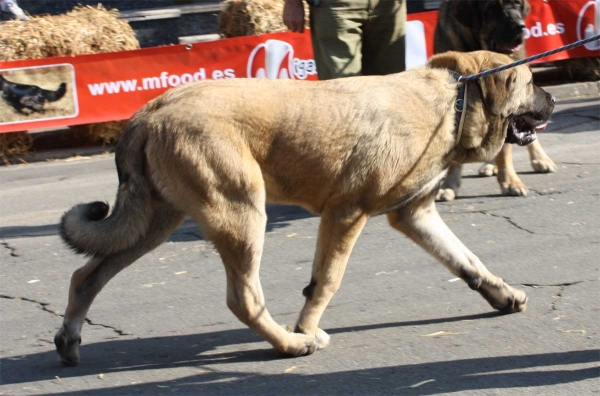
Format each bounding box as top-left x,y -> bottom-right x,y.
0,64 -> 78,125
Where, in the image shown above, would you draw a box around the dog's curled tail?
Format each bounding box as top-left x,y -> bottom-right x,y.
45,83 -> 67,102
59,121 -> 153,256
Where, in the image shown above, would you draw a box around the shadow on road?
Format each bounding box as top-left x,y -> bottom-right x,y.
0,205 -> 315,241
547,100 -> 600,134
2,312 -> 598,394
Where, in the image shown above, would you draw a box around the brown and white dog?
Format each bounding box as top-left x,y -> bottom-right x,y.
55,51 -> 554,366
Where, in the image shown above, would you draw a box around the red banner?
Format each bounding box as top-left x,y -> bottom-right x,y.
0,31 -> 317,133
525,0 -> 600,61
0,0 -> 598,134
405,0 -> 600,64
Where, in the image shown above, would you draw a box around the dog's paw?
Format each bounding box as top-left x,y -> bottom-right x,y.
478,281 -> 528,314
498,287 -> 528,314
278,331 -> 319,357
531,156 -> 557,173
292,325 -> 330,350
500,179 -> 528,196
315,328 -> 331,349
54,326 -> 81,366
436,188 -> 457,201
479,163 -> 498,177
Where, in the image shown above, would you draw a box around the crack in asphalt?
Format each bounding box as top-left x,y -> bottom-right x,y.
0,294 -> 130,337
0,294 -> 61,317
84,318 -> 131,336
518,280 -> 598,312
529,189 -> 565,197
551,287 -> 565,311
479,211 -> 535,234
555,161 -> 600,166
1,242 -> 19,257
520,281 -> 584,288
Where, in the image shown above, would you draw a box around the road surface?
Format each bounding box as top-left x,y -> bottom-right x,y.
1,95 -> 599,395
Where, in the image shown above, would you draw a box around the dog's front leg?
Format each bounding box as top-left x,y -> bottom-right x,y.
495,144 -> 529,196
527,139 -> 557,174
387,196 -> 527,313
295,208 -> 368,349
436,161 -> 462,201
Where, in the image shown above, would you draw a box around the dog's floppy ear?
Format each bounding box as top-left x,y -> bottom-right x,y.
429,52 -> 517,116
521,0 -> 531,18
451,0 -> 484,30
428,51 -> 479,76
477,68 -> 517,116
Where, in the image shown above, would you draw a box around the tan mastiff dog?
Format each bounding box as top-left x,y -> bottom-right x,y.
434,0 -> 557,200
56,51 -> 554,366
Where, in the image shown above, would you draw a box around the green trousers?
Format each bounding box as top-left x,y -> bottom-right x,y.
309,0 -> 407,80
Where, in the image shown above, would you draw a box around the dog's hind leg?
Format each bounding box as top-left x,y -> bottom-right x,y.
387,195 -> 527,314
527,139 -> 557,173
55,202 -> 185,366
294,207 -> 367,349
191,167 -> 322,357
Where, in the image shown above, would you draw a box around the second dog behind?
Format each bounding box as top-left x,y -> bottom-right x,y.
434,0 -> 557,200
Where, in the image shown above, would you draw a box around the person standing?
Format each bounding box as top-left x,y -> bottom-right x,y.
283,0 -> 406,80
0,0 -> 29,21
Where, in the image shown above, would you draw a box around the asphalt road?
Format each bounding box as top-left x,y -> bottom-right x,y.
1,95 -> 599,395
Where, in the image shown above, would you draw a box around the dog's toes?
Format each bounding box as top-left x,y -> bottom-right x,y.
293,326 -> 330,350
479,163 -> 498,177
315,328 -> 331,350
497,288 -> 528,314
531,157 -> 557,173
478,282 -> 528,315
436,188 -> 457,201
501,182 -> 528,197
54,327 -> 81,367
280,332 -> 319,357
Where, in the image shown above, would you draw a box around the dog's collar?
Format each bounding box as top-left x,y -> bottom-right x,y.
449,71 -> 467,146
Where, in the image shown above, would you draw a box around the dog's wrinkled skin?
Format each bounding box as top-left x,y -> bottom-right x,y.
56,51 -> 554,366
434,0 -> 557,201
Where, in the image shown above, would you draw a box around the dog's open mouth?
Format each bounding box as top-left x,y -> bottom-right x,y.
492,37 -> 524,54
499,43 -> 522,53
506,115 -> 548,146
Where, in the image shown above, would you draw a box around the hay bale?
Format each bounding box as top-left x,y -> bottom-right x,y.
218,0 -> 309,38
0,5 -> 139,159
0,4 -> 139,61
0,132 -> 32,164
69,120 -> 128,147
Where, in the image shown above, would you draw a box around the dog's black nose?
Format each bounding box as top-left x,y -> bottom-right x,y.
518,21 -> 526,30
551,95 -> 556,104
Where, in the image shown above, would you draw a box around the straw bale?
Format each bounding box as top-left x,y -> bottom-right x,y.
0,5 -> 138,159
0,132 -> 32,164
69,120 -> 128,146
218,0 -> 309,38
0,4 -> 139,62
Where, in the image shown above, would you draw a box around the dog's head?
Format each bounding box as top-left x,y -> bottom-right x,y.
452,0 -> 530,55
429,51 -> 554,158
